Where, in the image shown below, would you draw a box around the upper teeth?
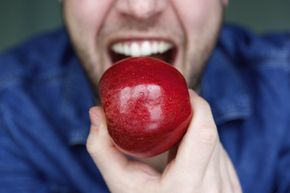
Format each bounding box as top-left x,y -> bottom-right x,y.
111,41 -> 173,57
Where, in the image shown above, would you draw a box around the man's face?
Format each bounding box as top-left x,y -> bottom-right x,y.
63,0 -> 227,89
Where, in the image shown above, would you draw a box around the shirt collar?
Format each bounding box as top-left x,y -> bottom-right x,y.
61,26 -> 252,145
200,28 -> 252,125
60,53 -> 97,146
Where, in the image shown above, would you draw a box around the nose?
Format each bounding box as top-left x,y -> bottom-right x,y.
115,0 -> 167,20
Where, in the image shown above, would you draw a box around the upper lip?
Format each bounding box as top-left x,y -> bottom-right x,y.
106,32 -> 176,43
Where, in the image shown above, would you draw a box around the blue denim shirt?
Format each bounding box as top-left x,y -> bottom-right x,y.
0,25 -> 290,193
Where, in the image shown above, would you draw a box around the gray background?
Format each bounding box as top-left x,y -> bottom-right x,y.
1,0 -> 290,52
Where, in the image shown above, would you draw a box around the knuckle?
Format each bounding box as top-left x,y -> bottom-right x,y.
198,96 -> 212,111
86,135 -> 99,155
232,182 -> 243,193
86,140 -> 95,155
199,128 -> 219,146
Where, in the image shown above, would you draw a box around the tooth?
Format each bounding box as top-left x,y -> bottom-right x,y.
161,42 -> 171,53
157,42 -> 164,53
124,43 -> 130,56
111,41 -> 173,57
160,42 -> 165,53
131,42 -> 141,57
163,42 -> 171,51
152,42 -> 158,54
112,43 -> 121,54
141,41 -> 151,56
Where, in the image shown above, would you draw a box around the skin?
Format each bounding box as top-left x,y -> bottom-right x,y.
87,91 -> 242,193
63,0 -> 226,87
63,0 -> 242,192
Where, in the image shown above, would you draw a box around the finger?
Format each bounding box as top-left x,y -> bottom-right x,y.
87,107 -> 161,193
199,142 -> 223,192
219,145 -> 235,193
198,143 -> 233,193
170,90 -> 219,180
223,150 -> 243,193
86,107 -> 129,182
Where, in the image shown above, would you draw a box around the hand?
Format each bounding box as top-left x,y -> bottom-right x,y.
86,90 -> 242,193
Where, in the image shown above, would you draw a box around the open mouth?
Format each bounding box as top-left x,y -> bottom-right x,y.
109,40 -> 177,64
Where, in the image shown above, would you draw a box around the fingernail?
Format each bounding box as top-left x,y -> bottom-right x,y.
188,89 -> 198,97
89,107 -> 100,128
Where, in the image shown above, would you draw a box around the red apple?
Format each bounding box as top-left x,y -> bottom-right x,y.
99,57 -> 192,158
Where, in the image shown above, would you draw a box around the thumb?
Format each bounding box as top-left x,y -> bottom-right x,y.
86,107 -> 129,180
167,90 -> 219,180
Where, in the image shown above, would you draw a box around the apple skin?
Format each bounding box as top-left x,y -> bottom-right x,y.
99,57 -> 192,158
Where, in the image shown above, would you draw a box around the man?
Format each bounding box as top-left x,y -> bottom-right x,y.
0,0 -> 289,193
